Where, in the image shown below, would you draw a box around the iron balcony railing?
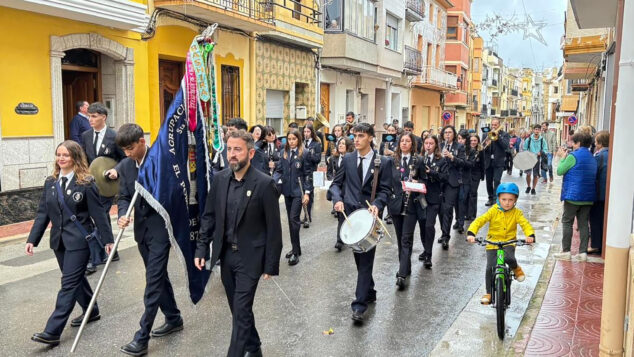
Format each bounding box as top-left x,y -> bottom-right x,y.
510,109 -> 518,116
404,46 -> 423,74
260,0 -> 321,24
501,110 -> 509,117
186,0 -> 273,21
419,66 -> 458,89
490,108 -> 496,115
406,0 -> 425,20
511,89 -> 519,96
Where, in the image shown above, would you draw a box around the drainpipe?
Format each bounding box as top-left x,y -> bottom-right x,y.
599,0 -> 629,355
250,33 -> 256,126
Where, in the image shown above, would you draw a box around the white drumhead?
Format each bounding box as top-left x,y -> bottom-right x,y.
514,151 -> 538,171
340,209 -> 374,245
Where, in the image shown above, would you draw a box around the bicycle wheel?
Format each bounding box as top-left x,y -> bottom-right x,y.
495,276 -> 506,339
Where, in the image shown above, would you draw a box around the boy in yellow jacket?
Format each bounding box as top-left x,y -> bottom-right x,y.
467,182 -> 535,305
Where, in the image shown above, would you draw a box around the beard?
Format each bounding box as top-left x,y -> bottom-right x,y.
229,157 -> 248,172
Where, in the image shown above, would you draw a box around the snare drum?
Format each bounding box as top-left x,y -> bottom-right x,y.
340,209 -> 384,253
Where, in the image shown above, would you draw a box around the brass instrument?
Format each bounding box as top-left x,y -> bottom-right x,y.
400,156 -> 417,216
314,113 -> 330,132
483,127 -> 501,150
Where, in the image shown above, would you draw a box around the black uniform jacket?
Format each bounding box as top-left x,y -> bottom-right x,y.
329,151 -> 392,213
417,154 -> 449,205
273,150 -> 313,197
387,154 -> 421,216
303,139 -> 322,172
469,149 -> 486,182
483,130 -> 510,169
27,176 -> 114,251
196,166 -> 283,279
326,154 -> 344,181
80,127 -> 126,165
440,141 -> 466,188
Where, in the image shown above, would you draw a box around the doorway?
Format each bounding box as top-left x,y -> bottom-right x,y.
62,49 -> 101,140
159,59 -> 184,125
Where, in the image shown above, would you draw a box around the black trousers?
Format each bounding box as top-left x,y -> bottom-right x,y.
589,201 -> 605,251
305,191 -> 314,221
485,166 -> 504,201
423,203 -> 441,258
392,210 -> 420,278
221,249 -> 261,356
486,247 -> 517,294
468,178 -> 480,219
45,246 -> 94,336
441,186 -> 459,240
88,195 -> 111,265
134,230 -> 181,344
457,182 -> 471,227
284,195 -> 302,254
351,247 -> 376,313
336,213 -> 344,244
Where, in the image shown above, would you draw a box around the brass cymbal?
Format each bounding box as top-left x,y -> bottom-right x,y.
89,157 -> 119,198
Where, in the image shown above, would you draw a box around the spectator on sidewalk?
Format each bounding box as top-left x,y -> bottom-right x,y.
553,132 -> 597,261
541,122 -> 558,183
523,124 -> 548,195
69,101 -> 91,143
589,131 -> 609,255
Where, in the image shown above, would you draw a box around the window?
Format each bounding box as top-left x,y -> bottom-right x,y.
461,21 -> 468,43
473,58 -> 479,72
221,65 -> 240,123
437,8 -> 442,29
266,90 -> 285,133
429,3 -> 434,24
447,27 -> 457,40
554,86 -> 559,94
344,0 -> 376,40
386,13 -> 399,51
325,0 -> 342,30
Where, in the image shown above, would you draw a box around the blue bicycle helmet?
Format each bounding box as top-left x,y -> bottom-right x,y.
496,182 -> 519,211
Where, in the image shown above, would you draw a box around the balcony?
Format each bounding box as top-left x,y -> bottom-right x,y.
490,109 -> 496,116
154,0 -> 275,33
511,89 -> 519,97
406,0 -> 425,22
491,79 -> 498,86
570,0 -> 617,29
412,66 -> 458,91
570,79 -> 590,92
510,109 -> 518,116
259,0 -> 323,48
501,110 -> 509,117
404,46 -> 422,74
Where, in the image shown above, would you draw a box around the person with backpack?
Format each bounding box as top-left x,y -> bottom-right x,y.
523,124 -> 548,195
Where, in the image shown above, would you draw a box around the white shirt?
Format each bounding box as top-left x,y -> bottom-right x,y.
401,154 -> 411,166
305,139 -> 312,148
93,128 -> 106,154
78,112 -> 89,119
136,145 -> 149,169
58,171 -> 75,190
357,150 -> 374,180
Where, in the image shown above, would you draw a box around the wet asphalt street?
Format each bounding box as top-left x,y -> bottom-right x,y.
0,170 -> 558,356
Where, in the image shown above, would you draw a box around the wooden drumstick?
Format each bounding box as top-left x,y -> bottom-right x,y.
341,210 -> 352,227
365,200 -> 393,240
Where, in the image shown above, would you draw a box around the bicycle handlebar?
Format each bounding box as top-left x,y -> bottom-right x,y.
472,237 -> 530,247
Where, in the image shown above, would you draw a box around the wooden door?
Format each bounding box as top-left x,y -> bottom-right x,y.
62,70 -> 99,140
159,60 -> 184,125
320,83 -> 330,123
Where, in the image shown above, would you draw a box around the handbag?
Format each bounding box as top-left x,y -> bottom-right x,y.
54,182 -> 103,248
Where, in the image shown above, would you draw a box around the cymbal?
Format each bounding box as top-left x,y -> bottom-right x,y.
89,157 -> 120,198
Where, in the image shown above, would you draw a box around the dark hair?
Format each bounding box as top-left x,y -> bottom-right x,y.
457,129 -> 470,139
353,123 -> 374,137
533,124 -> 542,130
264,125 -> 276,136
303,124 -> 321,144
332,124 -> 344,136
115,123 -> 144,148
288,122 -> 299,129
227,117 -> 248,131
542,122 -> 549,127
421,130 -> 429,137
306,117 -> 315,122
346,112 -> 355,118
440,125 -> 457,142
334,136 -> 354,157
284,128 -> 304,159
403,121 -> 414,129
249,124 -> 264,134
395,132 -> 417,160
76,101 -> 86,112
595,130 -> 609,147
424,135 -> 442,159
87,102 -> 108,117
572,132 -> 593,148
227,129 -> 254,150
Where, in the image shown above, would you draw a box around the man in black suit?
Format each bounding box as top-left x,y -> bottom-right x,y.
403,121 -> 423,153
329,123 -> 391,324
80,102 -> 126,273
195,130 -> 283,357
116,124 -> 184,356
482,118 -> 510,206
69,100 -> 91,143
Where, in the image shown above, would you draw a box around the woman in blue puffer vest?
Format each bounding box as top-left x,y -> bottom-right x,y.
589,131 -> 609,255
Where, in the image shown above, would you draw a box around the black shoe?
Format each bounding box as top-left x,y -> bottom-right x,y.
111,252 -> 120,262
442,239 -> 449,250
396,276 -> 406,290
288,253 -> 299,266
334,242 -> 343,251
424,257 -> 432,269
85,264 -> 97,275
437,237 -> 443,243
31,332 -> 60,346
458,227 -> 465,235
351,310 -> 364,323
120,340 -> 148,356
452,222 -> 460,230
70,312 -> 101,327
418,252 -> 425,261
303,221 -> 310,229
151,318 -> 183,337
525,186 -> 531,194
485,200 -> 494,206
244,348 -> 263,357
531,188 -> 536,195
367,293 -> 377,303
385,216 -> 393,225
331,209 -> 336,215
588,249 -> 602,256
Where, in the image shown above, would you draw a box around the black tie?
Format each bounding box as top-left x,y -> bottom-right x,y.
93,131 -> 100,154
358,157 -> 364,182
427,156 -> 431,166
61,177 -> 68,195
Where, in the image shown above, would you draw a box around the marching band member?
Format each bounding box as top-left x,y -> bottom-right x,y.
379,125 -> 398,157
327,136 -> 354,250
387,132 -> 423,289
467,134 -> 485,221
274,129 -> 312,266
302,124 -> 322,228
454,130 -> 472,234
262,126 -> 281,176
439,125 -> 466,250
326,124 -> 344,159
418,136 -> 449,268
26,140 -> 114,347
329,123 -> 391,324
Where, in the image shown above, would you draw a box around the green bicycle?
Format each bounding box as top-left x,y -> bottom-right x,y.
475,237 -> 530,339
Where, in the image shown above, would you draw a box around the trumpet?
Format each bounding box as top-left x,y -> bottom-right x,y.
483,127 -> 501,150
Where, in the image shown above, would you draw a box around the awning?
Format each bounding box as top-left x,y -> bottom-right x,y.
561,95 -> 579,112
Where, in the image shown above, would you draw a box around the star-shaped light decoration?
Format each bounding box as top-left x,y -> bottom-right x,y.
522,14 -> 547,46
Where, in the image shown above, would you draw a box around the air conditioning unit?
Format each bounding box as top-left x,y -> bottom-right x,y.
296,106 -> 307,119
